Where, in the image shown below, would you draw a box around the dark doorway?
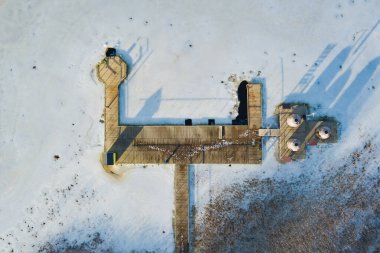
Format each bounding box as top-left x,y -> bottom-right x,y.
185,119 -> 193,126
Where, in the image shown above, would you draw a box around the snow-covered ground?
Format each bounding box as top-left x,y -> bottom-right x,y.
0,0 -> 379,252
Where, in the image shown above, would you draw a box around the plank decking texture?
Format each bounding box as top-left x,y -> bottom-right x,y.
106,125 -> 262,165
97,56 -> 127,158
174,164 -> 189,253
247,84 -> 262,129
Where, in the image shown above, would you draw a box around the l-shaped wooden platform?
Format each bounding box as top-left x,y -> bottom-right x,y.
96,52 -> 338,252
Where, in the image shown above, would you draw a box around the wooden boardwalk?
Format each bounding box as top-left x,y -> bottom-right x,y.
96,56 -> 263,166
96,55 -> 127,159
174,164 -> 189,253
95,52 -> 341,251
96,53 -> 264,253
96,52 -> 340,252
247,84 -> 262,129
105,125 -> 262,165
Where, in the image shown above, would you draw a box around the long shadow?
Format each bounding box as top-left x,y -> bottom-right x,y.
333,56 -> 380,124
108,126 -> 143,161
284,44 -> 380,135
108,88 -> 162,160
117,39 -> 153,120
120,79 -> 233,125
117,37 -> 150,75
135,89 -> 162,118
353,20 -> 379,54
121,91 -> 233,125
297,43 -> 336,89
285,20 -> 380,123
118,40 -> 235,125
285,46 -> 352,105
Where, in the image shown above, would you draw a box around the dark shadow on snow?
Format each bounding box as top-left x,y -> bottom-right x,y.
284,21 -> 380,130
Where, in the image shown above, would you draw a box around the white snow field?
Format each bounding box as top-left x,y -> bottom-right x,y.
0,0 -> 380,252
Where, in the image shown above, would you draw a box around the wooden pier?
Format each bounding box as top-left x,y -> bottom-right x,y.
96,53 -> 264,252
96,54 -> 263,168
96,51 -> 339,252
105,125 -> 262,165
96,55 -> 127,169
174,164 -> 189,253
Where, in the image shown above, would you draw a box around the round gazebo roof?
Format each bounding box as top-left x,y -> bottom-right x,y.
287,114 -> 302,127
287,138 -> 301,151
317,126 -> 331,140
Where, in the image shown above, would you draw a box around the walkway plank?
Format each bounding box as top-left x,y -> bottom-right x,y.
175,164 -> 189,253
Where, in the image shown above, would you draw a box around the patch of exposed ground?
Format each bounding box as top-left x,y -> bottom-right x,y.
38,232 -> 109,253
193,140 -> 380,252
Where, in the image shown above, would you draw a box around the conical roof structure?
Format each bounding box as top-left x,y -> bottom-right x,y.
286,114 -> 302,127
317,126 -> 331,140
287,138 -> 301,151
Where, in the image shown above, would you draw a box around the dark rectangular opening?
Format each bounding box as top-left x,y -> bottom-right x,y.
208,119 -> 215,125
185,119 -> 192,126
106,48 -> 116,57
232,119 -> 247,125
106,152 -> 115,165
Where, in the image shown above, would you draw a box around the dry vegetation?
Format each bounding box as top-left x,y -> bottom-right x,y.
193,141 -> 380,252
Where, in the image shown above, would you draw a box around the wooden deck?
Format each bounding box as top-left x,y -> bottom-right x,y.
247,84 -> 262,129
97,55 -> 128,158
96,55 -> 263,252
95,53 -> 339,252
174,164 -> 189,253
96,56 -> 263,166
103,125 -> 261,165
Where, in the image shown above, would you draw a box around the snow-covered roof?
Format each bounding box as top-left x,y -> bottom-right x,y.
286,114 -> 302,127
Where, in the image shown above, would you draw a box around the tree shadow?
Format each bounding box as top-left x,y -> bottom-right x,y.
285,46 -> 352,105
285,45 -> 380,132
264,21 -> 380,157
296,43 -> 336,88
333,56 -> 380,124
285,20 -> 380,129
